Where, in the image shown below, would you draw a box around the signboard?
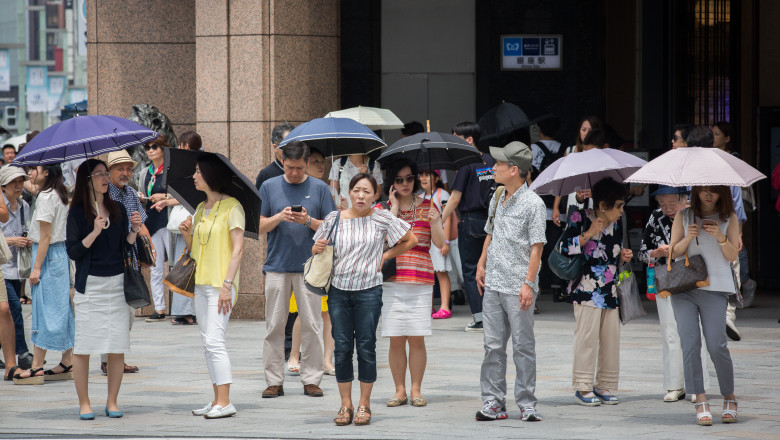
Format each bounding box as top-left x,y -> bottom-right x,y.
0,50 -> 9,92
26,67 -> 49,112
48,76 -> 65,112
501,35 -> 562,70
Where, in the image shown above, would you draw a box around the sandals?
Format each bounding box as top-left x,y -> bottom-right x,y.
354,406 -> 372,425
44,362 -> 74,381
722,399 -> 738,423
4,366 -> 20,381
13,367 -> 45,385
19,295 -> 31,304
431,309 -> 452,319
694,401 -> 712,426
333,406 -> 354,426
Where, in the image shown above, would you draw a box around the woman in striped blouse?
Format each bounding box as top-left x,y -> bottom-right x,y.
313,173 -> 416,427
377,160 -> 444,409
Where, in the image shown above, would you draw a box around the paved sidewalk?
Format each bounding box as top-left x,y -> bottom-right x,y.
2,293 -> 779,440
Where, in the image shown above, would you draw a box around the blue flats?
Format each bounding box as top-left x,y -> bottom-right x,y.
79,412 -> 95,420
105,407 -> 124,418
575,391 -> 601,406
592,388 -> 619,405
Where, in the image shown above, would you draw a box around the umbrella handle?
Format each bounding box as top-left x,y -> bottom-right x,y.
95,200 -> 110,229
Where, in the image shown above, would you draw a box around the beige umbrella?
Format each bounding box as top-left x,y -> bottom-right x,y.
324,106 -> 404,130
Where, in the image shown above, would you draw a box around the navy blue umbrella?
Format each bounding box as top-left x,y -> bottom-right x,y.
278,117 -> 386,157
12,115 -> 158,166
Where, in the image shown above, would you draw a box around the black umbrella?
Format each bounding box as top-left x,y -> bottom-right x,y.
164,148 -> 261,239
376,132 -> 483,171
477,101 -> 531,149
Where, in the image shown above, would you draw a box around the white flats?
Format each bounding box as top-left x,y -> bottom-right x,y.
192,402 -> 213,416
204,403 -> 237,419
663,389 -> 686,402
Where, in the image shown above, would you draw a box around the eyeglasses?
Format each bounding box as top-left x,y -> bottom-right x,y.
394,175 -> 416,185
143,144 -> 159,151
90,172 -> 110,179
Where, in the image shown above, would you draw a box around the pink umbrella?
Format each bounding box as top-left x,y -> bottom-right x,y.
529,148 -> 647,196
624,147 -> 765,187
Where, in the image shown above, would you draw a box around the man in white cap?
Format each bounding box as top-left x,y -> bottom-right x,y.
475,141 -> 546,422
102,150 -> 154,375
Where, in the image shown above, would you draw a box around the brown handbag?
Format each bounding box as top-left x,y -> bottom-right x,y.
163,250 -> 196,298
655,243 -> 710,298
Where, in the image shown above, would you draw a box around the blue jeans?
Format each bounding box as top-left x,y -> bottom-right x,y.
5,279 -> 29,354
327,285 -> 382,383
458,213 -> 488,318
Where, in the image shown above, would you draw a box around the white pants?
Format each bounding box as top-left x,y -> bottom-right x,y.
657,295 -> 710,391
195,284 -> 235,385
150,228 -> 172,312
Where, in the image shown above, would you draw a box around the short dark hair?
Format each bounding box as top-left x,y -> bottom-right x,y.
583,128 -> 607,149
384,158 -> 420,196
147,134 -> 169,149
685,125 -> 713,148
536,115 -> 560,138
452,121 -> 481,144
271,122 -> 295,145
673,123 -> 694,142
591,177 -> 628,210
402,121 -> 425,137
178,131 -> 202,150
349,172 -> 378,194
714,121 -> 734,150
2,145 -> 15,152
281,140 -> 310,162
197,154 -> 233,194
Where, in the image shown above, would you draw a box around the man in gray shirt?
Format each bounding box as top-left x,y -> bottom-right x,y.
475,141 -> 546,422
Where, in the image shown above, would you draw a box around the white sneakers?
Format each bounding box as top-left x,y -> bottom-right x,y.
204,403 -> 237,419
192,402 -> 237,419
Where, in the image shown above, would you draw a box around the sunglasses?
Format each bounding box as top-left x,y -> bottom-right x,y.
143,144 -> 159,151
394,175 -> 416,185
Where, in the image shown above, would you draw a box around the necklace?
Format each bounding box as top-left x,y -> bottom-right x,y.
195,197 -> 222,246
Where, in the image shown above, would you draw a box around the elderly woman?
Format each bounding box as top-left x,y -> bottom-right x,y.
312,173 -> 416,426
639,186 -> 710,403
668,186 -> 740,426
559,177 -> 632,406
378,160 -> 444,409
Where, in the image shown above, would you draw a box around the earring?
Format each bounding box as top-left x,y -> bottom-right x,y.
601,208 -> 606,212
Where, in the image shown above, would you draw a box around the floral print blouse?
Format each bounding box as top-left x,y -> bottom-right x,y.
560,209 -> 624,309
638,208 -> 672,265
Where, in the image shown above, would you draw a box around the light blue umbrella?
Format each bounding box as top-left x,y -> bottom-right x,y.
277,117 -> 386,157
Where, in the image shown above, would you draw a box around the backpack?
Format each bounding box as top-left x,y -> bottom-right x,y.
531,141 -> 562,181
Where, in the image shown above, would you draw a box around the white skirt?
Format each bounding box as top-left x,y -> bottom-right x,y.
73,274 -> 132,355
429,243 -> 452,272
381,282 -> 432,337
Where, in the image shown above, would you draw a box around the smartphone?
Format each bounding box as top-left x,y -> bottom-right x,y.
702,219 -> 718,226
291,205 -> 303,212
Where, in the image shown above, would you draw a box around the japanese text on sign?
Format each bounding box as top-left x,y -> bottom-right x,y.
501,35 -> 562,71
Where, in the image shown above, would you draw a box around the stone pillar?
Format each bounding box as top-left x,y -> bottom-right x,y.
86,0 -> 196,136
196,0 -> 340,319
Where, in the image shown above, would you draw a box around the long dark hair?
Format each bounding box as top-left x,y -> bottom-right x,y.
39,164 -> 68,205
70,159 -> 121,223
690,186 -> 734,221
575,115 -> 603,152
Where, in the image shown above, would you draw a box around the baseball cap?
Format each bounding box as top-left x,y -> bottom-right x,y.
489,141 -> 532,172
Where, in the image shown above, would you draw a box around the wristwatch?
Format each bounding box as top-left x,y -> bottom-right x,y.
523,279 -> 538,290
444,240 -> 450,245
304,215 -> 312,228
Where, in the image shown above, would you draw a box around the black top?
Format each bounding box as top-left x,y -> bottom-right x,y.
450,153 -> 497,216
255,159 -> 285,211
143,168 -> 168,235
66,203 -> 129,293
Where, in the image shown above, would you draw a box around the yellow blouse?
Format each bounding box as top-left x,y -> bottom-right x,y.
191,197 -> 245,298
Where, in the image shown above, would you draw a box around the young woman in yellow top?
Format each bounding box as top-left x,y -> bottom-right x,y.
179,154 -> 245,419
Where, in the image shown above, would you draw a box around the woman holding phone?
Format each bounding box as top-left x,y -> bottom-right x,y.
668,185 -> 740,426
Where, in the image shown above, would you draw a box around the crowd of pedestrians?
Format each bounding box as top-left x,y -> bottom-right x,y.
0,116 -> 762,430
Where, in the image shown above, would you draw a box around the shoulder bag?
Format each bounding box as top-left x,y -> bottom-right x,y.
304,211 -> 340,296
135,231 -> 155,267
17,204 -> 32,278
122,236 -> 152,309
548,222 -> 585,281
0,229 -> 12,265
655,243 -> 710,298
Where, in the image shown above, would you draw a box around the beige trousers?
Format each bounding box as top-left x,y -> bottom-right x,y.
572,304 -> 620,392
263,272 -> 324,387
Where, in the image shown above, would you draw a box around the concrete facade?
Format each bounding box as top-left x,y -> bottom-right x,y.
88,0 -> 341,319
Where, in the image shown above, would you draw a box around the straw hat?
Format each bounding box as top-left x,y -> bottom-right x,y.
107,150 -> 138,169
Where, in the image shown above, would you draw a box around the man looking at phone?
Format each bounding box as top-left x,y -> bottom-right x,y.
258,140 -> 337,399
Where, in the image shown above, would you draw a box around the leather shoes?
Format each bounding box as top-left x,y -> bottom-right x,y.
303,384 -> 323,397
123,363 -> 139,373
262,385 -> 284,398
663,388 -> 686,402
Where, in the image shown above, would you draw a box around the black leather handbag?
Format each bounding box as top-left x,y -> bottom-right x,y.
123,240 -> 151,308
135,232 -> 155,266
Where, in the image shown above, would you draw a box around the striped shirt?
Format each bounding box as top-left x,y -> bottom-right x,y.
314,209 -> 410,291
376,199 -> 436,285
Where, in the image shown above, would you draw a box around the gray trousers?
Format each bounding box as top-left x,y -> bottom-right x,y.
671,289 -> 734,396
480,289 -> 537,408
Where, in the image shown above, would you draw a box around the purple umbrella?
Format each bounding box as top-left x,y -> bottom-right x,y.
12,115 -> 159,167
529,148 -> 647,196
